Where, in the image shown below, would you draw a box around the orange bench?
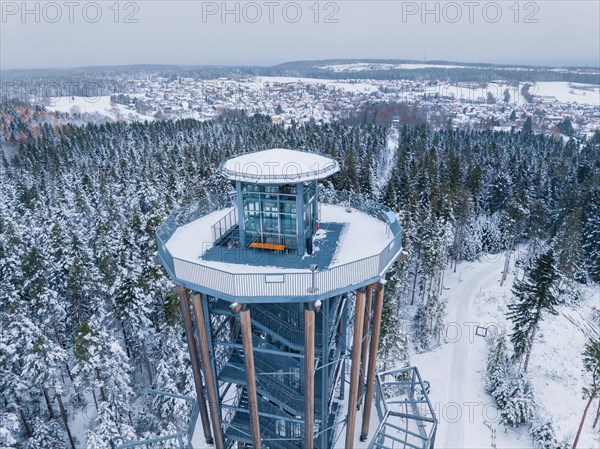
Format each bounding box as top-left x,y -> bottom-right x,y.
249,242 -> 286,251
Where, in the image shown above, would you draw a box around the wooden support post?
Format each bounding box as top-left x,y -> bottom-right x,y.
358,284 -> 374,406
175,287 -> 213,445
191,293 -> 225,449
304,302 -> 316,449
360,280 -> 386,441
345,288 -> 366,449
239,305 -> 262,449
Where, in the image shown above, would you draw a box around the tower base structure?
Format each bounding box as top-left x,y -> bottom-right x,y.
152,149 -> 436,449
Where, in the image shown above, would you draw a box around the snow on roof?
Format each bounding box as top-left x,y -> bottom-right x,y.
220,148 -> 339,184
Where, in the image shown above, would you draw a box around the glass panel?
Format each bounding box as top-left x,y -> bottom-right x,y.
281,215 -> 296,234
241,186 -> 304,250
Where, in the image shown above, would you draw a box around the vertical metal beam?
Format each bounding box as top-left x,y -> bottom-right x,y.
360,280 -> 386,441
201,295 -> 221,417
345,288 -> 366,449
175,287 -> 213,445
339,298 -> 348,401
296,182 -> 305,254
304,302 -> 315,449
239,305 -> 262,449
236,180 -> 246,247
191,293 -> 225,449
312,180 -> 319,234
358,284 -> 374,406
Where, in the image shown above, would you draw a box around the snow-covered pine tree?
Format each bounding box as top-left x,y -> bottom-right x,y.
73,312 -> 134,409
151,325 -> 194,432
26,418 -> 67,449
583,189 -> 600,282
85,429 -> 110,449
500,372 -> 536,427
553,208 -> 585,283
20,332 -> 75,449
413,289 -> 446,352
485,331 -> 512,409
0,412 -> 20,449
86,397 -> 137,449
507,249 -> 561,372
529,420 -> 565,449
378,274 -> 409,371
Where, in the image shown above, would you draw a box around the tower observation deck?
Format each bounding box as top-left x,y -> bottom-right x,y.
156,148 -> 437,449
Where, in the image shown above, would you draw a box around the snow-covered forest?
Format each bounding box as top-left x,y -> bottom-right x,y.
1,103 -> 599,448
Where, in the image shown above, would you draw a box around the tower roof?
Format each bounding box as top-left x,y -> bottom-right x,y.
220,148 -> 339,184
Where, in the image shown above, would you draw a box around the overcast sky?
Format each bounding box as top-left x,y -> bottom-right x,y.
1,1 -> 599,70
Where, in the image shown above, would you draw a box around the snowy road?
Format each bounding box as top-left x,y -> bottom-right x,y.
442,258 -> 502,448
374,126 -> 399,196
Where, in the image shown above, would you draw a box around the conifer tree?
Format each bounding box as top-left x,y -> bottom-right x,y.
0,412 -> 20,448
507,249 -> 560,372
522,116 -> 533,134
554,208 -> 585,282
500,373 -> 536,427
583,191 -> 600,282
26,418 -> 67,449
530,420 -> 561,449
572,339 -> 600,449
485,331 -> 511,408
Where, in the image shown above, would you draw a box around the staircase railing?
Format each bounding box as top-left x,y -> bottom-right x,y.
252,303 -> 323,349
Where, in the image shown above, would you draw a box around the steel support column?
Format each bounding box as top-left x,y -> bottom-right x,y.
345,288 -> 366,449
360,280 -> 386,441
191,293 -> 225,449
238,304 -> 262,449
175,287 -> 213,445
339,298 -> 348,401
304,302 -> 315,449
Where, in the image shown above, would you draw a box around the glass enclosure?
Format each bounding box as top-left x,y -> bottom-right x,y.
241,182 -> 316,253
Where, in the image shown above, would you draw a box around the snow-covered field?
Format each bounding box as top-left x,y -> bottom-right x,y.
320,62 -> 470,72
413,253 -> 600,448
44,96 -> 154,122
258,76 -> 599,106
531,82 -> 600,106
422,81 -> 600,106
321,62 -> 599,76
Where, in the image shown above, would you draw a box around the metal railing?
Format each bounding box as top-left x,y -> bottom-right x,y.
117,433 -> 185,449
156,190 -> 402,302
211,206 -> 238,244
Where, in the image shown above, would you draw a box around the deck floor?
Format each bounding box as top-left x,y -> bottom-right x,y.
202,222 -> 344,269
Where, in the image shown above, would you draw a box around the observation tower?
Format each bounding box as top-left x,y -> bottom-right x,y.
156,148 -> 437,449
